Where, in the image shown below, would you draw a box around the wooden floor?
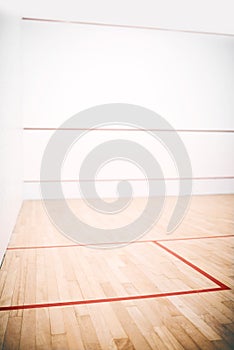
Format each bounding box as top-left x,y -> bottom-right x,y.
0,195 -> 233,349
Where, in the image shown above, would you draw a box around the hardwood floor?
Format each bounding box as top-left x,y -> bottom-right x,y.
0,195 -> 233,349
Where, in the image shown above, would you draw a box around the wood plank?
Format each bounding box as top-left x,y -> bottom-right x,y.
0,195 -> 233,349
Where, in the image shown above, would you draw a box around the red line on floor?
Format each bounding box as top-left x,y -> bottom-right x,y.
1,237 -> 231,311
157,234 -> 234,242
153,241 -> 229,289
6,239 -> 153,250
7,244 -> 81,250
0,287 -> 228,312
7,234 -> 234,250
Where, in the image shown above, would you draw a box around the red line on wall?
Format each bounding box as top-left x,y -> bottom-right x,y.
22,17 -> 234,38
24,127 -> 234,133
24,176 -> 234,183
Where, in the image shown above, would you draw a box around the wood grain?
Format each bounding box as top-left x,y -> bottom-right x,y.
0,195 -> 233,349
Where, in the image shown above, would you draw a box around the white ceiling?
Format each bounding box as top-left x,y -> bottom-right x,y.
1,0 -> 234,35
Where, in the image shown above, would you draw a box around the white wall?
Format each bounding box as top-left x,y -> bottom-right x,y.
0,8 -> 23,263
21,0 -> 234,35
22,20 -> 234,199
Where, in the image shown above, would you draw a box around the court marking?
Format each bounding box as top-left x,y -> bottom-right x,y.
6,234 -> 234,251
0,287 -> 227,312
23,127 -> 234,183
153,241 -> 229,289
1,237 -> 231,312
24,176 -> 234,183
24,127 -> 234,132
22,17 -> 234,38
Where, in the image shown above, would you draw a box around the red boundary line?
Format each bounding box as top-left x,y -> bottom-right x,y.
24,127 -> 234,133
1,239 -> 231,311
24,176 -> 234,183
22,17 -> 234,38
6,239 -> 153,251
7,234 -> 234,251
0,287 -> 227,312
157,234 -> 234,242
153,241 -> 229,289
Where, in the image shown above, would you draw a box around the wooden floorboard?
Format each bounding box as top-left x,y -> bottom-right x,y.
0,195 -> 233,349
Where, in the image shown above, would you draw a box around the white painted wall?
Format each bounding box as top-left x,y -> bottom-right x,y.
22,20 -> 234,199
0,8 -> 23,263
0,1 -> 232,260
21,0 -> 234,35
